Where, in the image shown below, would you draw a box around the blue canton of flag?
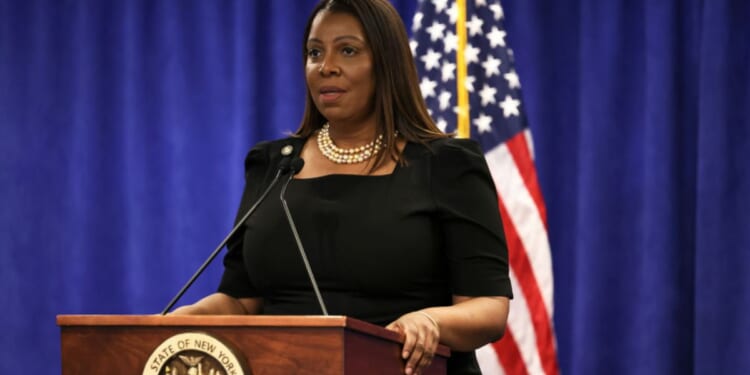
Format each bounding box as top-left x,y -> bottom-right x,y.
411,0 -> 526,152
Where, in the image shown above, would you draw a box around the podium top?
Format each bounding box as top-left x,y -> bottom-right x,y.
56,314 -> 449,356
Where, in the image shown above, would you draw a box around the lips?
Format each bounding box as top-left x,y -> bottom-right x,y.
319,86 -> 346,103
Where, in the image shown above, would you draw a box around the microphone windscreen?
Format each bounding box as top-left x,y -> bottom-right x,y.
278,157 -> 292,173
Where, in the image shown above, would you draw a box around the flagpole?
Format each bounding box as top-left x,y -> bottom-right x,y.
455,0 -> 470,139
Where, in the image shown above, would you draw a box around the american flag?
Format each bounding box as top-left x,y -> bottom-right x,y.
410,1 -> 560,374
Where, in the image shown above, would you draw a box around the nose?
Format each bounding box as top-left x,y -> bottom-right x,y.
319,56 -> 341,76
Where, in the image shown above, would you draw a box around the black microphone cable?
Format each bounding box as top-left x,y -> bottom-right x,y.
279,158 -> 329,315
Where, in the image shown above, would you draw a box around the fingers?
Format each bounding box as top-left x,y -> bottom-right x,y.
404,334 -> 429,375
385,321 -> 402,333
385,322 -> 414,363
388,312 -> 440,375
405,333 -> 438,375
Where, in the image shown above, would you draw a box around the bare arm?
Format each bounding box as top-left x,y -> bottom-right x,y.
424,295 -> 509,350
169,293 -> 263,315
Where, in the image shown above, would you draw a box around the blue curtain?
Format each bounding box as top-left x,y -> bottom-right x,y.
502,0 -> 750,373
1,0 -> 747,374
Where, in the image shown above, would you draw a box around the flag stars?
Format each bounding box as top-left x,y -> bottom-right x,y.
441,61 -> 456,82
421,48 -> 442,71
473,113 -> 493,133
412,1 -> 527,134
504,70 -> 521,89
446,2 -> 458,24
465,76 -> 476,92
412,12 -> 424,32
420,77 -> 438,99
478,84 -> 497,106
426,22 -> 446,42
489,3 -> 504,20
487,26 -> 507,48
465,44 -> 481,64
432,0 -> 449,13
481,55 -> 502,77
466,15 -> 484,36
499,95 -> 521,117
443,31 -> 458,53
436,117 -> 448,132
410,40 -> 418,56
438,90 -> 452,110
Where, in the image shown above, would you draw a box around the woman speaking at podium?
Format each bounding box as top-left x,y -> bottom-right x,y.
172,1 -> 513,374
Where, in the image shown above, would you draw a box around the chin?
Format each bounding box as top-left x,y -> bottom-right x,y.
319,111 -> 351,123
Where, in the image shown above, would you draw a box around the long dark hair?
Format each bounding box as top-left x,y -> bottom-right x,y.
295,0 -> 448,168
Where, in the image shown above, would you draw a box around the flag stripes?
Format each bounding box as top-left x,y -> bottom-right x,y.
488,139 -> 559,374
491,327 -> 528,374
505,130 -> 548,228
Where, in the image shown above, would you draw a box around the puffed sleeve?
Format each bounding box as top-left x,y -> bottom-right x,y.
431,138 -> 513,297
217,141 -> 271,298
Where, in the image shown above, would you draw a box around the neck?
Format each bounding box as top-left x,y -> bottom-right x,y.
326,119 -> 379,148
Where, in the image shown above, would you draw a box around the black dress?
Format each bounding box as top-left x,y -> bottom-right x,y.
219,136 -> 513,374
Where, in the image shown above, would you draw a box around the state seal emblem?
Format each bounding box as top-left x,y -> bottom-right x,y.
143,332 -> 247,375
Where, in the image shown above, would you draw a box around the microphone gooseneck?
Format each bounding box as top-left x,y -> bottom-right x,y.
160,151 -> 293,315
279,158 -> 329,315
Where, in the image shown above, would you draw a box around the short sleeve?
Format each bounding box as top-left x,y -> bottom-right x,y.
430,138 -> 513,298
217,141 -> 271,298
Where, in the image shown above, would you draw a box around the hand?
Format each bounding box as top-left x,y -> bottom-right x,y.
386,310 -> 440,375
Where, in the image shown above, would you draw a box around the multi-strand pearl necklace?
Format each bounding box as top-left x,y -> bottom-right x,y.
316,123 -> 385,164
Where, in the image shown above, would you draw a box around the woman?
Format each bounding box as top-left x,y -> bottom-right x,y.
173,1 -> 512,374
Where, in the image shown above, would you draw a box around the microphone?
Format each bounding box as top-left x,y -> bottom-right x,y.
279,158 -> 329,315
160,147 -> 295,315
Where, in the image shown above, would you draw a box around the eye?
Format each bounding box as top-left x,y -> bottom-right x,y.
342,46 -> 357,56
306,48 -> 322,59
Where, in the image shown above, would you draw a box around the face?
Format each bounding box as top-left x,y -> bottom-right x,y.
305,11 -> 376,126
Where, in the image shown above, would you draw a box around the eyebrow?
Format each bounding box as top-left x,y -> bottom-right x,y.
307,35 -> 365,44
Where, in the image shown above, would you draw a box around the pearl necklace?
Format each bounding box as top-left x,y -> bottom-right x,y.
317,123 -> 385,164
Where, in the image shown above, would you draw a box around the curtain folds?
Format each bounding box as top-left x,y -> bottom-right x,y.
1,0 -> 747,374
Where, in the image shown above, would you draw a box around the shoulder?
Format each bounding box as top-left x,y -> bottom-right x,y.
406,137 -> 486,166
416,138 -> 495,190
427,137 -> 485,159
244,136 -> 305,171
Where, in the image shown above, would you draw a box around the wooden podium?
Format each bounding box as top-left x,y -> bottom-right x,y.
57,315 -> 448,374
